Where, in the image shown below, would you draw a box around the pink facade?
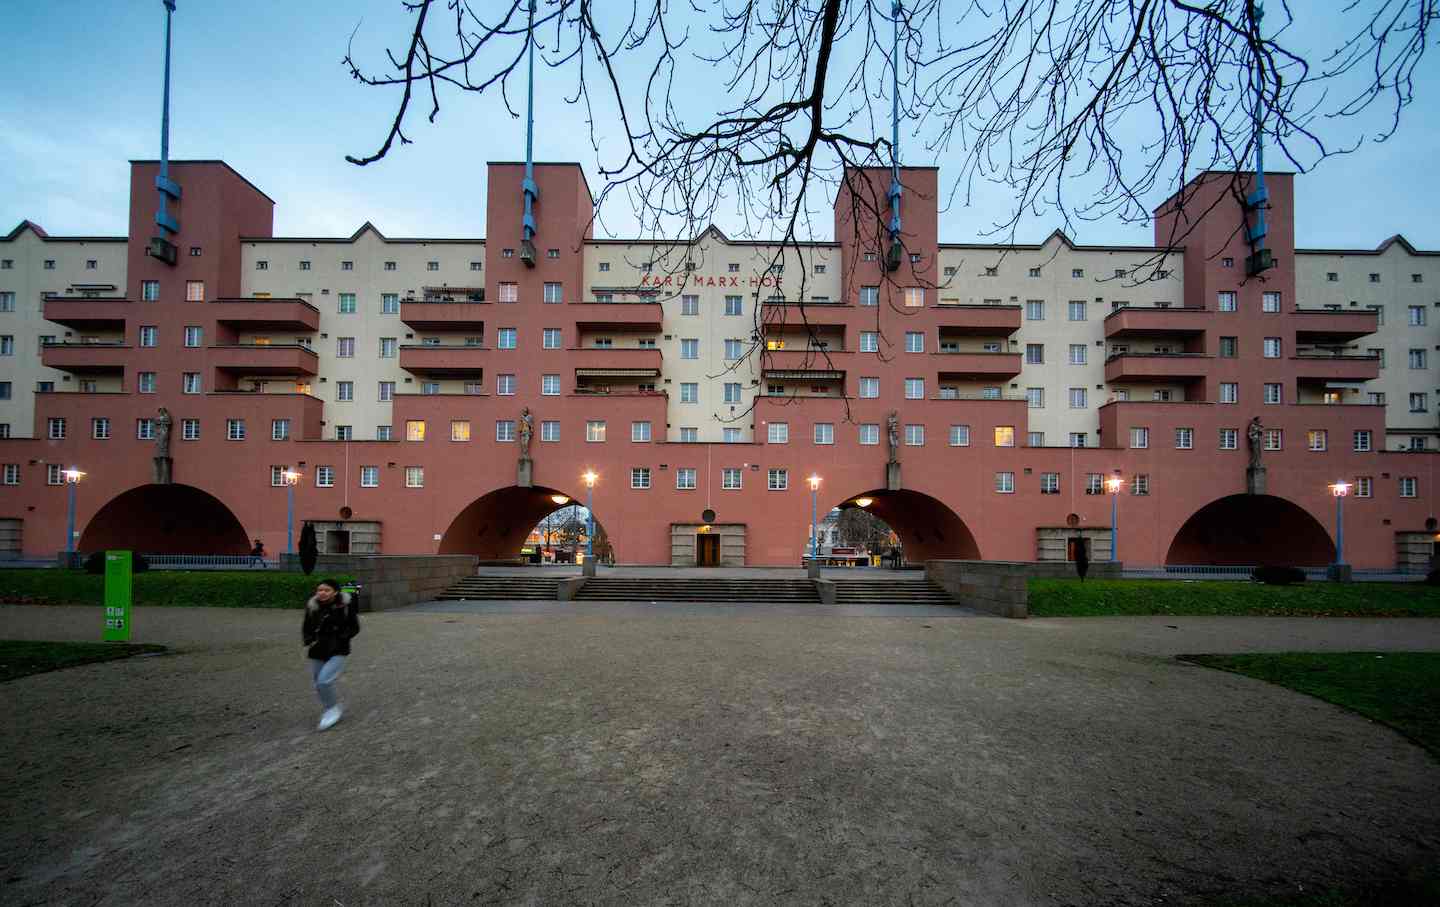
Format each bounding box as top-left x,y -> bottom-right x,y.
1,161 -> 1435,568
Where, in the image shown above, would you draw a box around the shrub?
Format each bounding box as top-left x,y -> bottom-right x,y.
1251,565 -> 1306,585
1427,569 -> 1440,587
83,551 -> 150,574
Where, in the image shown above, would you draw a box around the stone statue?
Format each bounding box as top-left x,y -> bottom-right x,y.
887,411 -> 900,463
155,407 -> 173,459
1246,416 -> 1263,470
519,407 -> 533,459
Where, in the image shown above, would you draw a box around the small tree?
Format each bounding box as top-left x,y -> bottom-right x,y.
299,522 -> 319,576
836,508 -> 893,552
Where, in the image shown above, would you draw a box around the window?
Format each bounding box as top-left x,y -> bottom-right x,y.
1220,383 -> 1238,404
1262,291 -> 1281,313
768,468 -> 789,490
1026,388 -> 1044,409
494,374 -> 516,396
1082,474 -> 1103,495
496,421 -> 516,442
139,326 -> 157,347
1219,428 -> 1238,450
374,381 -> 395,403
943,425 -> 969,447
540,421 -> 559,442
631,468 -> 651,489
269,466 -> 292,488
1408,305 -> 1427,326
1217,291 -> 1236,312
1171,427 -> 1193,450
1070,433 -> 1088,448
903,288 -> 924,308
254,260 -> 268,271
226,419 -> 246,441
336,337 -> 355,358
1067,300 -> 1087,321
1410,349 -> 1427,370
681,339 -> 699,359
36,381 -> 53,393
995,472 -> 1015,494
1265,429 -> 1283,450
679,295 -> 699,316
337,293 -> 357,315
1263,337 -> 1281,358
335,426 -> 353,441
376,425 -> 393,441
905,332 -> 924,353
1410,392 -> 1428,413
1264,383 -> 1282,405
405,467 -> 424,488
180,279 -> 206,303
810,423 -> 835,445
141,280 -> 160,301
492,327 -> 516,350
676,468 -> 697,490
135,418 -> 155,440
1356,477 -> 1372,498
420,260 -> 437,272
0,291 -> 14,313
539,328 -> 562,350
1130,427 -> 1149,449
1307,430 -> 1328,451
723,428 -> 741,443
1353,430 -> 1372,452
1018,344 -> 1043,368
859,332 -> 879,353
859,424 -> 880,446
181,419 -> 199,441
338,260 -> 354,271
329,380 -> 353,403
1367,272 -> 1381,284
723,382 -> 742,404
1326,272 -> 1338,282
1039,472 -> 1060,495
905,424 -> 925,446
128,370 -> 155,395
994,426 -> 1015,447
1399,477 -> 1418,498
724,295 -> 743,316
377,337 -> 398,359
720,339 -> 743,361
1068,344 -> 1087,365
88,417 -> 110,440
1,464 -> 17,486
499,282 -> 518,303
903,378 -> 925,400
1413,273 -> 1424,283
624,421 -> 651,444
587,420 -> 606,442
768,422 -> 789,444
714,467 -> 741,491
1219,337 -> 1237,358
1131,474 -> 1150,495
859,286 -> 879,307
47,465 -> 63,485
381,293 -> 400,315
680,383 -> 698,403
1368,392 -> 1386,405
406,420 -> 426,442
540,282 -> 563,304
183,372 -> 201,394
1068,387 -> 1087,409
358,466 -> 379,488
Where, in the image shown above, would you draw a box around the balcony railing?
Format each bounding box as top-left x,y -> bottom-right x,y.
1103,351 -> 1210,382
42,297 -> 132,331
208,343 -> 319,376
398,344 -> 488,375
210,298 -> 320,332
1291,308 -> 1380,343
935,304 -> 1023,335
571,300 -> 664,331
1290,353 -> 1381,382
400,299 -> 488,331
1103,306 -> 1208,337
932,351 -> 1023,379
40,342 -> 130,373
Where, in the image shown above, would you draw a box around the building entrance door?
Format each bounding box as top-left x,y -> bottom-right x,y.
696,533 -> 720,567
1066,537 -> 1089,561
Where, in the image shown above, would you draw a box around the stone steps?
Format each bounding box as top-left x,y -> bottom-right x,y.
574,578 -> 821,603
831,579 -> 955,605
436,577 -> 560,601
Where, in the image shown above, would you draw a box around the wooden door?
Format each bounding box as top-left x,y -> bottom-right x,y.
697,534 -> 720,567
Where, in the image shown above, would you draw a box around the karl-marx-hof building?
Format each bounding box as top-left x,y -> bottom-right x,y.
0,159 -> 1437,571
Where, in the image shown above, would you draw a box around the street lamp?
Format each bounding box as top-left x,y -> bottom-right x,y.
582,470 -> 597,561
1106,475 -> 1123,562
1329,480 -> 1351,569
283,469 -> 302,555
63,467 -> 85,564
808,474 -> 822,561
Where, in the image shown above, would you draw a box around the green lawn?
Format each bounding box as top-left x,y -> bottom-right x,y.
0,640 -> 168,683
0,570 -> 351,609
1028,579 -> 1440,618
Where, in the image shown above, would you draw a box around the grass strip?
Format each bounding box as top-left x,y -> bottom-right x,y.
0,570 -> 353,609
1028,579 -> 1440,618
0,640 -> 168,683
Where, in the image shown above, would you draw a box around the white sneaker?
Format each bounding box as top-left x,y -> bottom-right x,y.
317,706 -> 341,731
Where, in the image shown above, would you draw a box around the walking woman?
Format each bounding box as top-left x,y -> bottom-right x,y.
302,579 -> 360,731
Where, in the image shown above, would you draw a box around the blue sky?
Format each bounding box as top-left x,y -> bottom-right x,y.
3,1 -> 1438,250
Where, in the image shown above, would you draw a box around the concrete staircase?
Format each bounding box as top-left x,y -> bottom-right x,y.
574,576 -> 821,604
831,576 -> 956,605
436,575 -> 560,601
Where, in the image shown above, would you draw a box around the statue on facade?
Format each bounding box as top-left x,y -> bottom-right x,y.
1246,416 -> 1264,470
155,407 -> 173,459
887,411 -> 900,463
519,407 -> 533,459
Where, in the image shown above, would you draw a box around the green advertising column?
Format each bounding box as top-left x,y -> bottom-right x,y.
102,550 -> 133,642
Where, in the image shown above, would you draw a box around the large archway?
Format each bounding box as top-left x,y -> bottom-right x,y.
1166,494 -> 1334,566
830,488 -> 981,564
79,483 -> 250,555
439,485 -> 616,562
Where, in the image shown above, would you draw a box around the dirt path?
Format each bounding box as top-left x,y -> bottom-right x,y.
3,604 -> 1438,906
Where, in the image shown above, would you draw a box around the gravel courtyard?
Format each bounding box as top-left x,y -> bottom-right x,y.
3,602 -> 1438,906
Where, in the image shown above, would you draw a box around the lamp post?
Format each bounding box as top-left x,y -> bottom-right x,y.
582,471 -> 597,561
283,469 -> 302,555
1107,476 -> 1123,562
1329,480 -> 1350,572
808,474 -> 822,561
63,467 -> 85,565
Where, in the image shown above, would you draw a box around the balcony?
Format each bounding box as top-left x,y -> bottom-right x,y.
934,304 -> 1023,336
209,343 -> 319,376
40,342 -> 130,374
569,347 -> 663,379
43,297 -> 131,331
932,351 -> 1023,380
400,300 -> 488,331
211,298 -> 320,332
570,301 -> 664,332
1291,308 -> 1380,344
762,348 -> 851,378
399,344 -> 488,376
1290,354 -> 1381,383
1104,352 -> 1211,383
1104,306 -> 1209,338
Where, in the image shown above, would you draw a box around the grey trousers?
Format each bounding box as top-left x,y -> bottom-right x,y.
308,655 -> 347,709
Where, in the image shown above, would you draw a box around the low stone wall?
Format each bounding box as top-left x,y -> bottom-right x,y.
282,555 -> 478,611
925,560 -> 1125,618
1023,561 -> 1123,580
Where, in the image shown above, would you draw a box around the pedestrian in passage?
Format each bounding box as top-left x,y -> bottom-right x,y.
249,539 -> 267,568
302,578 -> 360,731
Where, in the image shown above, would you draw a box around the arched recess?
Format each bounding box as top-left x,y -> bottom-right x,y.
833,488 -> 981,563
1166,494 -> 1334,566
438,485 -> 616,562
79,483 -> 251,555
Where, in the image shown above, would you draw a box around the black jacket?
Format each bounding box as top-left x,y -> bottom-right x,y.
302,592 -> 360,660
